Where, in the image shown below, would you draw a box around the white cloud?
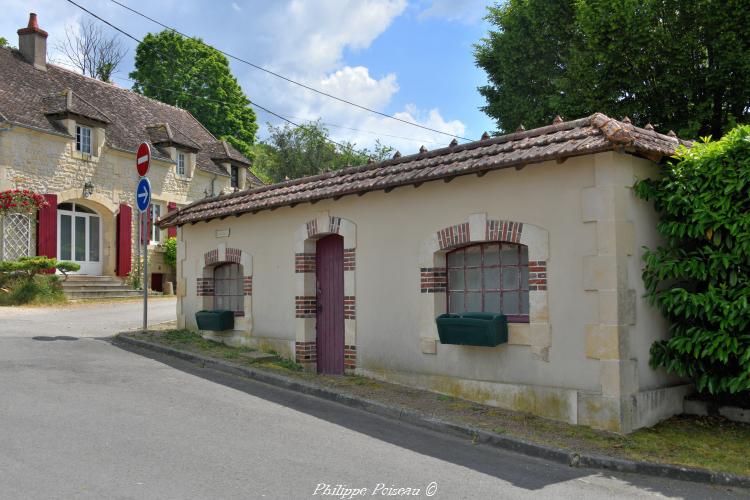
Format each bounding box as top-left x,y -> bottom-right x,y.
1,0 -> 467,155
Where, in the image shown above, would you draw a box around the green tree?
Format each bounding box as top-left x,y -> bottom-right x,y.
474,0 -> 577,134
253,121 -> 393,183
0,37 -> 8,48
634,126 -> 750,398
475,0 -> 750,137
130,31 -> 257,157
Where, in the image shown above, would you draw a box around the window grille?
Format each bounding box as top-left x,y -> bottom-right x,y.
214,263 -> 243,315
446,242 -> 530,323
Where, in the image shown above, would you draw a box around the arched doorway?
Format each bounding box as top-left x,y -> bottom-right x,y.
57,202 -> 103,275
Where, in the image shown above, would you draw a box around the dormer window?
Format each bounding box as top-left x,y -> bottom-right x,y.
231,165 -> 239,188
76,125 -> 92,154
177,152 -> 186,177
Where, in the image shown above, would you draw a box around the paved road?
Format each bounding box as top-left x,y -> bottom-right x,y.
0,298 -> 176,338
0,304 -> 747,499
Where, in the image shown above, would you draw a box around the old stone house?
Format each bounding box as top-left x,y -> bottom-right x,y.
0,13 -> 261,290
161,113 -> 692,433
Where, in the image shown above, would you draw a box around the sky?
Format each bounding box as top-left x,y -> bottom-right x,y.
1,0 -> 497,154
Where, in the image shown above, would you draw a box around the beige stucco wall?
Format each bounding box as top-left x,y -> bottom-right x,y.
175,151 -> 688,432
0,123 -> 231,277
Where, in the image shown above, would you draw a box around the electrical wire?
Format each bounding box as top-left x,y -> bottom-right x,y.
101,0 -> 472,142
64,0 -> 455,151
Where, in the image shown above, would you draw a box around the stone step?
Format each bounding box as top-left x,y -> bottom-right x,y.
63,275 -> 122,282
62,286 -> 138,293
62,281 -> 131,290
65,290 -> 144,299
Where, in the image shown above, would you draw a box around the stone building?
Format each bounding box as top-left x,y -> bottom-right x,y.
0,13 -> 261,290
162,113 -> 692,433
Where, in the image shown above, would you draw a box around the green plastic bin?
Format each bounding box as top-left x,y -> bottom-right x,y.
195,310 -> 235,331
436,312 -> 508,347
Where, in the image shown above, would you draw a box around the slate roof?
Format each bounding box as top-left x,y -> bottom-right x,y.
0,46 -> 252,178
159,113 -> 690,228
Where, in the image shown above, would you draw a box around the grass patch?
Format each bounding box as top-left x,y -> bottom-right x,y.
271,358 -> 304,372
123,329 -> 750,477
0,274 -> 66,306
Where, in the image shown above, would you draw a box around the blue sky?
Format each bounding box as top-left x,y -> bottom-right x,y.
2,0 -> 497,153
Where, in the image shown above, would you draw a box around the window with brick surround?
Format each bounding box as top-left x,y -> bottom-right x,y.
446,243 -> 529,323
214,263 -> 243,316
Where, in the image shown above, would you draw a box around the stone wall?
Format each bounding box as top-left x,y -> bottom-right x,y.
0,123 -> 231,280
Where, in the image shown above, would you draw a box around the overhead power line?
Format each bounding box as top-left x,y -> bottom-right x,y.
112,75 -> 445,150
105,0 -> 472,142
63,0 -> 455,152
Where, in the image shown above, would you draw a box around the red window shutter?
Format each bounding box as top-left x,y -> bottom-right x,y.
116,203 -> 132,277
36,194 -> 57,264
167,202 -> 177,238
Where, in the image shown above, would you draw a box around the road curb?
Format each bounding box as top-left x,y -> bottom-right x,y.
113,334 -> 750,489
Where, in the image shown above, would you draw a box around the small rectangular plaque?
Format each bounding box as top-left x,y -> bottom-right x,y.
215,229 -> 230,238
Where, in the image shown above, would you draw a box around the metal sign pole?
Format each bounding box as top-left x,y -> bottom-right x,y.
143,210 -> 148,331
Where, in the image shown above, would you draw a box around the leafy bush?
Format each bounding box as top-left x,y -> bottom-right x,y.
0,274 -> 65,305
634,126 -> 750,397
0,256 -> 80,277
163,236 -> 177,268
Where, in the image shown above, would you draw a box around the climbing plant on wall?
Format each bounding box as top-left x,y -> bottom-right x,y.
0,190 -> 48,216
634,126 -> 750,398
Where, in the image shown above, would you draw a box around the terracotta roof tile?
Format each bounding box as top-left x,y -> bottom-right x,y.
160,113 -> 690,228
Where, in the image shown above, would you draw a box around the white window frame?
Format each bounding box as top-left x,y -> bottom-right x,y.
230,165 -> 239,188
176,152 -> 186,177
76,125 -> 92,155
150,204 -> 162,244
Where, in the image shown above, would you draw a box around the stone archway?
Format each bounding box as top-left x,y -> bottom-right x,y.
55,193 -> 116,276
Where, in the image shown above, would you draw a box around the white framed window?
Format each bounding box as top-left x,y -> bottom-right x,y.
150,204 -> 162,244
76,125 -> 92,155
176,152 -> 186,177
231,165 -> 239,188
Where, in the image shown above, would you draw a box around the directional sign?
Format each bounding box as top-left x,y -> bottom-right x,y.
136,142 -> 151,177
136,177 -> 151,213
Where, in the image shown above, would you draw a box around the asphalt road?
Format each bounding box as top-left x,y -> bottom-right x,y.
0,302 -> 747,499
0,298 -> 177,338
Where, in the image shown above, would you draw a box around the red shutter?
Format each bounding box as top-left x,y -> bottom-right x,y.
36,194 -> 57,266
167,201 -> 177,238
116,203 -> 132,277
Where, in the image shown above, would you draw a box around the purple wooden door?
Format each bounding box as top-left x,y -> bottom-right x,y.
316,234 -> 345,374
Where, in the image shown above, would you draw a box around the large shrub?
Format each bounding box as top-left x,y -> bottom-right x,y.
634,126 -> 750,396
0,257 -> 80,305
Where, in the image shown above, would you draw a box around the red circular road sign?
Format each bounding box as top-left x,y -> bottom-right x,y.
136,142 -> 151,177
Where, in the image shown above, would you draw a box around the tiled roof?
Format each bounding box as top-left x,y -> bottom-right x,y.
160,113 -> 690,228
42,89 -> 111,124
204,140 -> 251,166
0,47 -> 252,177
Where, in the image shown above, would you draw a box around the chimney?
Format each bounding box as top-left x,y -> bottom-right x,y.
17,13 -> 48,71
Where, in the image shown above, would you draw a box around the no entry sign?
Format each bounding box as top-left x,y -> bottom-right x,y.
136,142 -> 151,177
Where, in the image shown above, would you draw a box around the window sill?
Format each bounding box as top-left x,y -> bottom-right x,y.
72,151 -> 97,161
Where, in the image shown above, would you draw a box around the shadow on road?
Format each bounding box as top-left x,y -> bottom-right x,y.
111,341 -> 743,498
